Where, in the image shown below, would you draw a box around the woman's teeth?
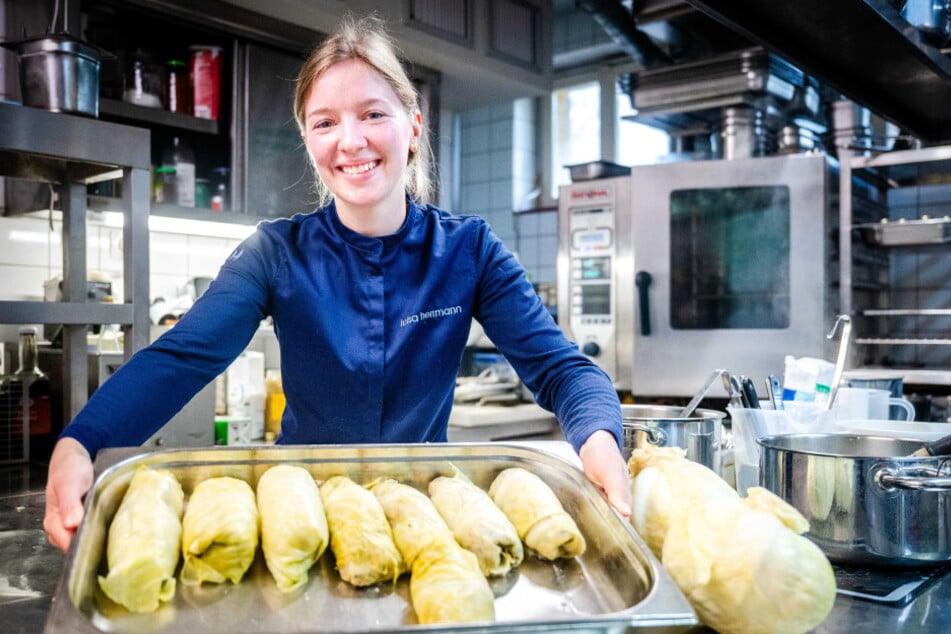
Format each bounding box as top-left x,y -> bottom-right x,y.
342,161 -> 378,175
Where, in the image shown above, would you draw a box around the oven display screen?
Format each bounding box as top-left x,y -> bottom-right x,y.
578,256 -> 610,280
581,283 -> 610,314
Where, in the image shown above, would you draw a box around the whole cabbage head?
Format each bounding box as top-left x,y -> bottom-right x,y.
628,446 -> 738,557
661,487 -> 836,634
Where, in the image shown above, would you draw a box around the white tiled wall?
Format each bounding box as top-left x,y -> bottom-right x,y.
0,212 -> 243,343
457,97 -> 557,283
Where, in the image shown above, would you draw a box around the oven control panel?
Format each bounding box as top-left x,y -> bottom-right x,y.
566,201 -> 617,378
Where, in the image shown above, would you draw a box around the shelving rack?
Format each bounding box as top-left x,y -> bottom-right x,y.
0,102 -> 150,424
839,144 -> 951,369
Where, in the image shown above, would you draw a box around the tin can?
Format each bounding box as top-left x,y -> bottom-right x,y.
189,45 -> 222,120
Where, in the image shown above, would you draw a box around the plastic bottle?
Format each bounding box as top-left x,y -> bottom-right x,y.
210,166 -> 230,211
166,59 -> 191,114
264,369 -> 285,442
782,355 -> 835,404
0,327 -> 52,462
162,136 -> 196,207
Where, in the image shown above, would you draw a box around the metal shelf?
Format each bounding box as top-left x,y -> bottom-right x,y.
856,338 -> 951,346
863,309 -> 951,317
0,102 -> 151,424
99,98 -> 219,135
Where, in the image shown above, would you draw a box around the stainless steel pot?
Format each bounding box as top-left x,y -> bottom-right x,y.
2,35 -> 103,117
759,432 -> 951,566
621,404 -> 724,472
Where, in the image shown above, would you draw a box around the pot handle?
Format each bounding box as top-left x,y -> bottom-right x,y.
876,468 -> 951,491
622,420 -> 668,446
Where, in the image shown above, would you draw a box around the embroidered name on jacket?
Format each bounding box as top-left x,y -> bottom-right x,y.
400,305 -> 463,327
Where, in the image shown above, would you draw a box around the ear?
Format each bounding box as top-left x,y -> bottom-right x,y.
411,110 -> 423,146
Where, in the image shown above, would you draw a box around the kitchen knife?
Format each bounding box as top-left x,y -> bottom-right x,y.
740,376 -> 760,409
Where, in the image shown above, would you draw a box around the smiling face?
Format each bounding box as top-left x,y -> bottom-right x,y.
303,58 -> 422,235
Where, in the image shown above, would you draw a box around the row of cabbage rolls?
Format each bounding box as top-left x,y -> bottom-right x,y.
97,464 -> 586,625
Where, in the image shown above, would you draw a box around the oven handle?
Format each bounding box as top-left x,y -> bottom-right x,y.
635,271 -> 652,336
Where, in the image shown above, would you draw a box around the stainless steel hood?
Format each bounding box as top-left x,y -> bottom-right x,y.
684,0 -> 951,144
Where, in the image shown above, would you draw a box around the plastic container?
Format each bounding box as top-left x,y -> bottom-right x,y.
152,165 -> 176,203
729,405 -> 831,495
189,45 -> 222,120
165,59 -> 190,114
782,355 -> 835,405
122,47 -> 163,108
162,136 -> 195,207
195,177 -> 210,208
264,369 -> 285,441
210,166 -> 229,211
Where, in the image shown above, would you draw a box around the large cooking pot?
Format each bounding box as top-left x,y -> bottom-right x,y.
759,432 -> 951,566
1,34 -> 105,117
621,404 -> 724,472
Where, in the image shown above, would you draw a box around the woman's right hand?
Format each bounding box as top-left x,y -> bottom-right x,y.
43,437 -> 93,553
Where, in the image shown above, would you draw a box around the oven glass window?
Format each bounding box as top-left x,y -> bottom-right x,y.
669,186 -> 790,329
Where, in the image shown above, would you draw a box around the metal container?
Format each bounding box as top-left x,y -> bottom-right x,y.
759,432 -> 951,566
621,404 -> 724,473
3,35 -> 103,117
565,160 -> 631,182
46,443 -> 697,633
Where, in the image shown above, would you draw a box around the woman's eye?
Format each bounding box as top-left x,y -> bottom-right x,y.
367,111 -> 385,120
311,120 -> 332,130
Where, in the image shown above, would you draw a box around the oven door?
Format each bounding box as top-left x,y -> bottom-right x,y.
626,154 -> 836,397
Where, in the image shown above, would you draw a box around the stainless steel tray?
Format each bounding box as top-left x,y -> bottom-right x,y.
45,443 -> 697,633
855,217 -> 951,246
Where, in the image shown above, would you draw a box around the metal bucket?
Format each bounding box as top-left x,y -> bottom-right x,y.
4,35 -> 103,117
621,404 -> 724,472
759,432 -> 951,566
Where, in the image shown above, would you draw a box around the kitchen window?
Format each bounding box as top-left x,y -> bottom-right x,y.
550,76 -> 669,198
551,81 -> 600,196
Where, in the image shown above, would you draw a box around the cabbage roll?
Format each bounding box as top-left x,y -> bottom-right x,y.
488,467 -> 586,561
180,476 -> 259,585
98,468 -> 184,612
369,478 -> 494,625
429,474 -> 523,576
319,475 -> 404,587
257,465 -> 329,592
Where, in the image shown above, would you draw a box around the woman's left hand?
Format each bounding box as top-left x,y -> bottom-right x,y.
579,429 -> 632,517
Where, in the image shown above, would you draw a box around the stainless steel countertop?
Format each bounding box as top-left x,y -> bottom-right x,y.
3,448 -> 951,633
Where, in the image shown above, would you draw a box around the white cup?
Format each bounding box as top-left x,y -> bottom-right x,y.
833,387 -> 915,421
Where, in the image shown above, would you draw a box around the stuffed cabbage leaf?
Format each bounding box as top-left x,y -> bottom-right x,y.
429,473 -> 523,576
180,476 -> 259,586
319,475 -> 404,587
257,464 -> 329,592
370,478 -> 494,625
488,467 -> 585,561
98,467 -> 184,612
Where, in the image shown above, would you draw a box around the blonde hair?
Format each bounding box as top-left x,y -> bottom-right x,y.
294,14 -> 433,205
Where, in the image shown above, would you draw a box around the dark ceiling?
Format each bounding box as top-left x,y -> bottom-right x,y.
566,0 -> 951,144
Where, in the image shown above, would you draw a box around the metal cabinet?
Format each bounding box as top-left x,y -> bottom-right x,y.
0,102 -> 151,423
839,144 -> 951,372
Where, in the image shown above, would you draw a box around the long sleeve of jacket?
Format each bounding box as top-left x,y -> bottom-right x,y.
59,243 -> 271,456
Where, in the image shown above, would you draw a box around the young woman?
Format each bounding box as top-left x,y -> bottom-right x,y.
43,14 -> 631,552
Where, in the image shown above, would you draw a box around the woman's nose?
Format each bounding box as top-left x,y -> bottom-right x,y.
338,118 -> 368,150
